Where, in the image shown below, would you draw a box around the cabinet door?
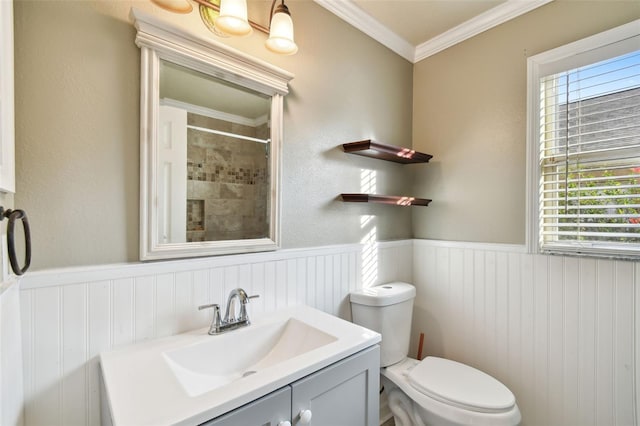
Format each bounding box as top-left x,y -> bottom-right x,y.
202,386 -> 291,426
291,346 -> 380,426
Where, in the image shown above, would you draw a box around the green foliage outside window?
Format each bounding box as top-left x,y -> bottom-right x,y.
557,166 -> 640,242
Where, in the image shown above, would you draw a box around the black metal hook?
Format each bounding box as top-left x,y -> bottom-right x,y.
0,206 -> 31,276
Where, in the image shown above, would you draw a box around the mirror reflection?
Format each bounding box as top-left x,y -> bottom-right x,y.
158,60 -> 271,244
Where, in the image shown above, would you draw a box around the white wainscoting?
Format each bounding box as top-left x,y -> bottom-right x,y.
21,238 -> 638,426
412,240 -> 639,426
19,241 -> 413,426
1,279 -> 24,426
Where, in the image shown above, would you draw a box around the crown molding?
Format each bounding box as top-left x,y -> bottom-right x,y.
314,0 -> 553,64
313,0 -> 415,62
414,0 -> 553,62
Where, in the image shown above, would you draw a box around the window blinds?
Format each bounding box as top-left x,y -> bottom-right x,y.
538,49 -> 640,256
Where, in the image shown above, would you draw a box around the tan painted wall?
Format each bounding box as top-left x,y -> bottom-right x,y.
13,0 -> 414,269
412,1 -> 640,244
17,0 -> 637,269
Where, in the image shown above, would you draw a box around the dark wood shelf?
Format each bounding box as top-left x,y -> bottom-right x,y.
341,194 -> 432,207
342,140 -> 433,164
341,140 -> 432,207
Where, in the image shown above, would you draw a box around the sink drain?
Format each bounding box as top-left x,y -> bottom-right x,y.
242,370 -> 257,378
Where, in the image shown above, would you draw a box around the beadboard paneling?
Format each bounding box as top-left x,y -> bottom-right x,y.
1,279 -> 24,426
412,240 -> 638,426
23,238 -> 637,426
20,241 -> 412,426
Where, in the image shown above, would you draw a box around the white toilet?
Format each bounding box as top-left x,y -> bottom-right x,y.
350,282 -> 521,426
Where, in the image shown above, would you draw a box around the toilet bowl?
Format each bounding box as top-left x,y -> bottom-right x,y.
350,282 -> 521,426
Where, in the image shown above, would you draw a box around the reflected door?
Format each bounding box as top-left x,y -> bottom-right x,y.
158,104 -> 187,244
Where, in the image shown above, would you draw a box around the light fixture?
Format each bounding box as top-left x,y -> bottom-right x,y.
215,0 -> 253,36
191,0 -> 298,55
150,0 -> 193,14
265,0 -> 298,55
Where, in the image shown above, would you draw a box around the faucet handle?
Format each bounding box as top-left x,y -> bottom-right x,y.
198,303 -> 217,310
198,303 -> 222,335
238,294 -> 259,322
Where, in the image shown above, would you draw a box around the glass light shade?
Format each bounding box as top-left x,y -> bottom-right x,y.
216,0 -> 253,36
151,0 -> 193,13
265,11 -> 298,55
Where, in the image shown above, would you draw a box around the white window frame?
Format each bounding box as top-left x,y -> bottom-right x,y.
526,19 -> 640,258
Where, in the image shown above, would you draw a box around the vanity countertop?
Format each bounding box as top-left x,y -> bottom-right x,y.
100,304 -> 380,425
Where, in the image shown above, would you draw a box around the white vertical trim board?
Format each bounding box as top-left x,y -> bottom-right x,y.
636,261 -> 640,426
1,279 -> 24,426
412,239 -> 639,426
20,241 -> 412,426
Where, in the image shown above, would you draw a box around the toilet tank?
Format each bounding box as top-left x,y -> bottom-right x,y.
350,282 -> 416,367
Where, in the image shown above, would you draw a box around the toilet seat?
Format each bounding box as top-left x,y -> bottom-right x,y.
382,357 -> 521,426
407,357 -> 516,414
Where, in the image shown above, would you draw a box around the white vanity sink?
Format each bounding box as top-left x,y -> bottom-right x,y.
100,305 -> 380,425
163,318 -> 338,397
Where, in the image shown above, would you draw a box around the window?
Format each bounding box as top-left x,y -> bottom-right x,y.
527,20 -> 640,258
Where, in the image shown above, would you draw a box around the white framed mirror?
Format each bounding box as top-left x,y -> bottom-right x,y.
132,9 -> 294,261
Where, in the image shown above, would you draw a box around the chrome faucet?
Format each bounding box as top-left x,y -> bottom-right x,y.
224,288 -> 251,324
198,288 -> 259,335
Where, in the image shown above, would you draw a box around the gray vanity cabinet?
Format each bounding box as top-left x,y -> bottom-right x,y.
204,346 -> 380,426
291,345 -> 380,426
202,386 -> 291,426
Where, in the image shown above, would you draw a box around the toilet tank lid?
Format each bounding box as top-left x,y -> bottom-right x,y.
350,282 -> 416,306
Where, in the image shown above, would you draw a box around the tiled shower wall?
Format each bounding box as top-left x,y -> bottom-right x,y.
19,241 -> 412,426
186,113 -> 270,242
412,240 -> 639,426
